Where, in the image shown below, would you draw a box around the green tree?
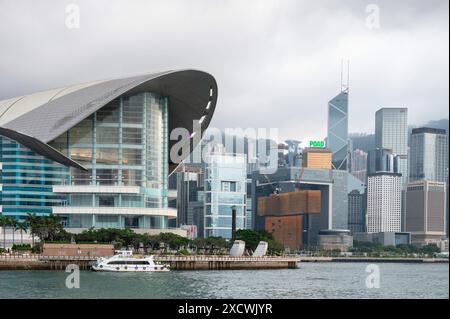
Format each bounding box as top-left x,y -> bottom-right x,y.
234,229 -> 262,251
25,213 -> 38,247
8,217 -> 18,246
0,215 -> 8,249
420,244 -> 440,256
26,214 -> 66,243
157,233 -> 189,252
234,229 -> 284,255
192,237 -> 229,254
17,222 -> 28,245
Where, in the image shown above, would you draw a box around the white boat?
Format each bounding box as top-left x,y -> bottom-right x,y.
92,250 -> 170,272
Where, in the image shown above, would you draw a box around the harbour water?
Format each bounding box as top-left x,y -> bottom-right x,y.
0,262 -> 448,299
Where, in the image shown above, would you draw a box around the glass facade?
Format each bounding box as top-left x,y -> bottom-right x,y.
375,108 -> 408,187
332,170 -> 348,230
48,92 -> 169,229
409,128 -> 448,183
375,108 -> 408,155
204,152 -> 247,238
350,149 -> 367,183
0,136 -> 69,219
348,190 -> 365,233
327,91 -> 349,170
367,148 -> 398,175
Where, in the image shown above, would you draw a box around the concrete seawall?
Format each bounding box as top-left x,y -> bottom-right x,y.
0,255 -> 92,270
0,255 -> 301,270
329,257 -> 449,263
0,254 -> 447,270
154,256 -> 299,270
0,259 -> 50,270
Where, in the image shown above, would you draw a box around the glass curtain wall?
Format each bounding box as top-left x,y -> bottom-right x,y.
0,136 -> 69,219
49,92 -> 169,228
204,153 -> 247,238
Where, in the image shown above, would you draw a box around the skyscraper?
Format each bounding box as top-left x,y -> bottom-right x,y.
350,149 -> 367,183
327,90 -> 349,171
203,146 -> 247,238
405,180 -> 447,246
374,108 -> 408,231
176,165 -> 204,227
409,127 -> 448,183
367,148 -> 398,175
367,172 -> 402,233
348,189 -> 365,233
375,108 -> 409,187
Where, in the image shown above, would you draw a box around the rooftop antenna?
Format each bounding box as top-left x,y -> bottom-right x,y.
347,60 -> 350,92
340,58 -> 350,93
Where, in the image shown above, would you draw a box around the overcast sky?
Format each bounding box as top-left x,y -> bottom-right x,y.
0,0 -> 448,143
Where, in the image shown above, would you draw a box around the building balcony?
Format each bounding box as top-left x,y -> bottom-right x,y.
53,206 -> 177,217
53,185 -> 141,194
63,227 -> 188,237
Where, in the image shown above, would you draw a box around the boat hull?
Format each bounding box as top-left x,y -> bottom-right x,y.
91,266 -> 169,272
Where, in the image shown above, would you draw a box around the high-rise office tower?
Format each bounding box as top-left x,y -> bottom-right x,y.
367,148 -> 398,175
348,189 -> 365,233
327,90 -> 349,171
409,127 -> 448,183
203,146 -> 247,238
405,180 -> 447,245
176,165 -> 204,227
348,133 -> 375,154
375,108 -> 409,187
350,149 -> 368,183
367,172 -> 402,233
374,108 -> 408,231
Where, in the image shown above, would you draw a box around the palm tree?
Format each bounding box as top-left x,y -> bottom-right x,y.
0,215 -> 7,249
17,222 -> 28,245
25,213 -> 38,247
8,217 -> 18,246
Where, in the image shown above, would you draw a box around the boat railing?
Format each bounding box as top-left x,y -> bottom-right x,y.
152,255 -> 301,262
0,253 -> 41,260
38,255 -> 99,261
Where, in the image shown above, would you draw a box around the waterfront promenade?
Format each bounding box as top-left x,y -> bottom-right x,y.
0,253 -> 448,270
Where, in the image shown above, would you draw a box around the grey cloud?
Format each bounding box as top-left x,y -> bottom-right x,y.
0,0 -> 448,143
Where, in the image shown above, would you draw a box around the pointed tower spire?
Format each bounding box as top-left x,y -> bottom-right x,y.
341,59 -> 350,93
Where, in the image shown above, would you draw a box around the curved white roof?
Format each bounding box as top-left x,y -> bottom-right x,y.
0,70 -> 218,171
0,80 -> 109,126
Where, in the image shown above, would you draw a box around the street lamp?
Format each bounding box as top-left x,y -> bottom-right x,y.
231,205 -> 237,240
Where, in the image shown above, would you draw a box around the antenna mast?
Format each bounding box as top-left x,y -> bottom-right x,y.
340,58 -> 350,93
347,60 -> 350,92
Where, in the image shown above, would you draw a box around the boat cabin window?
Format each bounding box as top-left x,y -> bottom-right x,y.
107,260 -> 150,265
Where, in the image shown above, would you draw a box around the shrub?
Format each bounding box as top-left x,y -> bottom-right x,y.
12,244 -> 32,251
179,248 -> 191,255
31,243 -> 43,254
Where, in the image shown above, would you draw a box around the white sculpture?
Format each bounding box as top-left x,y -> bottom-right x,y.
252,241 -> 268,257
229,240 -> 245,257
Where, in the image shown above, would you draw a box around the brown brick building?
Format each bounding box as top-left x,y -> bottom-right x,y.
302,148 -> 333,169
258,190 -> 321,250
42,244 -> 114,257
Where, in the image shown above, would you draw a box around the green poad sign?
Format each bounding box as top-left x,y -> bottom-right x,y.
309,140 -> 326,148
